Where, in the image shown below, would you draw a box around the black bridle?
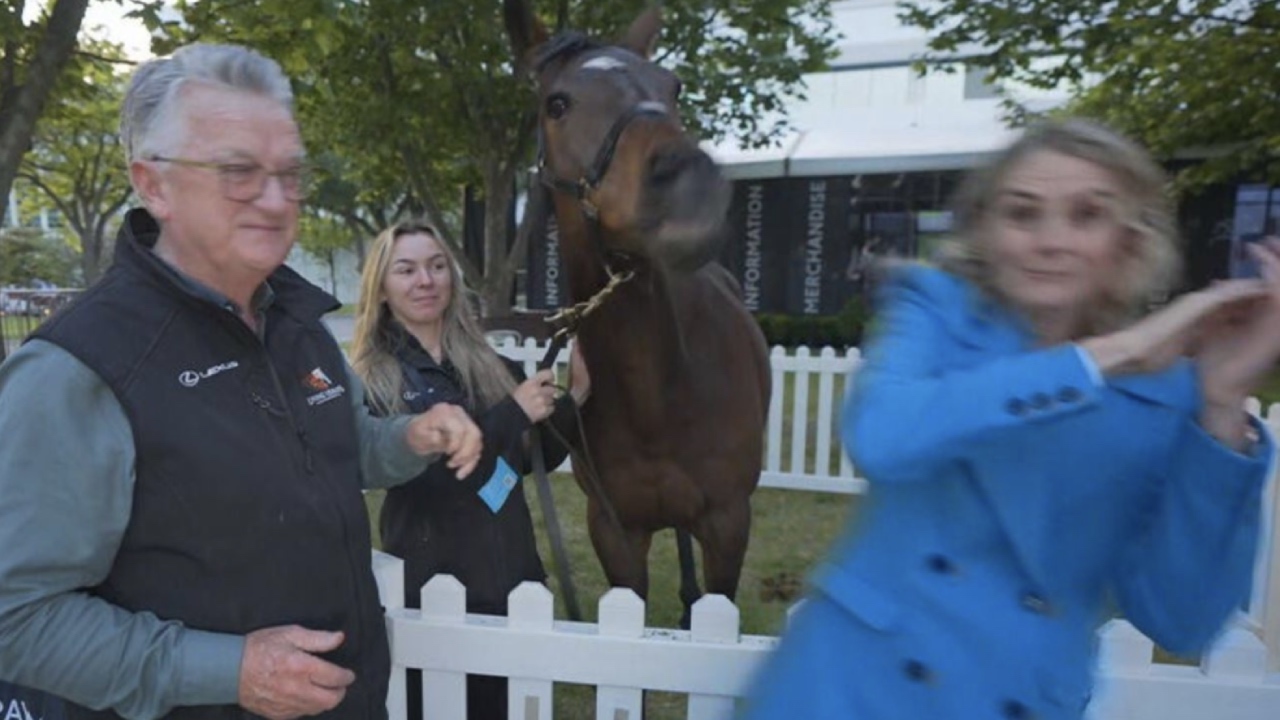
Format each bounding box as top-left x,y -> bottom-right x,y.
536,99 -> 670,220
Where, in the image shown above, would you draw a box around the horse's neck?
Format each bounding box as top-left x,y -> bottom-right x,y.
555,217 -> 684,416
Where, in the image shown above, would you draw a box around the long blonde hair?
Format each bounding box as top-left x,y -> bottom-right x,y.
351,219 -> 515,415
935,117 -> 1182,336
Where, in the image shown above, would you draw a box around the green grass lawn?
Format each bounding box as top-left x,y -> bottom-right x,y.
365,476 -> 860,719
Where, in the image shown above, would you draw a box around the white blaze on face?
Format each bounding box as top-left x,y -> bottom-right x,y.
581,56 -> 628,72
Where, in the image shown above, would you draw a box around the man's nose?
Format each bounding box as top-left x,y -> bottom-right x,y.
254,175 -> 295,211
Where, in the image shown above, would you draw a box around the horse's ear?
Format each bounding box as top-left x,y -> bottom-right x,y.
620,6 -> 663,59
504,0 -> 550,74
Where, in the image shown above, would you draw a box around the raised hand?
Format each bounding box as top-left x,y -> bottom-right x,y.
1079,278 -> 1268,378
1195,238 -> 1280,445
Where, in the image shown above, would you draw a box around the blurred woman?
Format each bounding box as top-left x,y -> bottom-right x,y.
743,118 -> 1280,720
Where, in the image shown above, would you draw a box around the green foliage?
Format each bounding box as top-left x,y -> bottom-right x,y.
0,228 -> 81,287
17,36 -> 133,284
898,0 -> 1280,189
0,0 -> 92,226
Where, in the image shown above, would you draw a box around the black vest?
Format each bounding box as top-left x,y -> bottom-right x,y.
33,210 -> 389,720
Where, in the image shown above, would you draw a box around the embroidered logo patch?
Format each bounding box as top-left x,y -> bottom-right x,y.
302,367 -> 346,406
178,360 -> 240,388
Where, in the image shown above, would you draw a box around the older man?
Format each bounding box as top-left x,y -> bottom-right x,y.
0,44 -> 481,720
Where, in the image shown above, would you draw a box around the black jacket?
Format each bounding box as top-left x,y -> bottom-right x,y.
375,325 -> 577,614
34,209 -> 390,720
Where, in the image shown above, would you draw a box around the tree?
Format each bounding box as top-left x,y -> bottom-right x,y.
0,227 -> 79,286
17,38 -> 132,284
898,0 -> 1280,188
0,0 -> 92,227
142,0 -> 837,313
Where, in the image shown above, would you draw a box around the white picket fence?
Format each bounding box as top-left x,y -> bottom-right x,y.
375,339 -> 1280,719
492,338 -> 865,494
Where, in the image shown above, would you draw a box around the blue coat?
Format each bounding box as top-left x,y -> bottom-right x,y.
742,266 -> 1271,720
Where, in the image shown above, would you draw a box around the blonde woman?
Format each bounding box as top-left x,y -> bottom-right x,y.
744,119 -> 1280,719
351,220 -> 589,720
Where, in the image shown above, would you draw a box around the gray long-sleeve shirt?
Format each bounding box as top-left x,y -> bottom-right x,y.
0,337 -> 430,719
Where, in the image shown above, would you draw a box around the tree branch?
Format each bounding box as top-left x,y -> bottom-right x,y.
72,49 -> 138,66
18,170 -> 76,224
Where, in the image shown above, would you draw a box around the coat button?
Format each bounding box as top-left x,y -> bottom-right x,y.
926,554 -> 956,575
1021,592 -> 1052,615
1005,398 -> 1028,416
1029,392 -> 1052,410
1001,699 -> 1034,719
1056,386 -> 1082,403
902,659 -> 932,683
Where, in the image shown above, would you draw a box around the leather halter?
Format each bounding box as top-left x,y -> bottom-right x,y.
536,99 -> 670,219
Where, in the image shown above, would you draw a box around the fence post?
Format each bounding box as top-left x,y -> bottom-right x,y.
420,575 -> 468,720
371,552 -> 407,720
508,582 -> 556,720
1096,619 -> 1153,673
766,346 -> 785,473
789,346 -> 812,475
814,347 -> 837,477
838,348 -> 861,479
686,595 -> 741,720
596,588 -> 645,720
1202,620 -> 1268,682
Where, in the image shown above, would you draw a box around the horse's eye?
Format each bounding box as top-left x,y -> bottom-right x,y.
546,94 -> 570,120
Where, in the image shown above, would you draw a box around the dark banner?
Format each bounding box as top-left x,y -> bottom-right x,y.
785,177 -> 852,315
520,171 -> 978,316
523,189 -> 566,311
725,179 -> 790,313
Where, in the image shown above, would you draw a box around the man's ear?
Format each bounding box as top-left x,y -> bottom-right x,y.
130,160 -> 171,221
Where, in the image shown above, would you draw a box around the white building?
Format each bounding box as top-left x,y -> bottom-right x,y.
707,0 -> 1068,181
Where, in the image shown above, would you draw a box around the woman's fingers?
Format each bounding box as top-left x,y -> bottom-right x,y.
1247,240 -> 1280,287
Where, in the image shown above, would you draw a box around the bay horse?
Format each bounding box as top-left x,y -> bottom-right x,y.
505,1 -> 770,625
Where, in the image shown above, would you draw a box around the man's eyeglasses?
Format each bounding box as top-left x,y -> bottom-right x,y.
148,156 -> 311,202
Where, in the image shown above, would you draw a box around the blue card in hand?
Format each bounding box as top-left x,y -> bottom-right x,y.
477,457 -> 519,514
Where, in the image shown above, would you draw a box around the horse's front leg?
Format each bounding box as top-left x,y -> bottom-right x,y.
586,500 -> 652,598
692,496 -> 751,603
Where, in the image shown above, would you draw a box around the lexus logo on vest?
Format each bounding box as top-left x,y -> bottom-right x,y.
178,360 -> 241,388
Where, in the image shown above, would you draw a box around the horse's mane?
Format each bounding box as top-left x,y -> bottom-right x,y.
534,31 -> 604,73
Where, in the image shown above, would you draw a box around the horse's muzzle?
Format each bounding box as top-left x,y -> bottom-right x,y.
643,147 -> 730,272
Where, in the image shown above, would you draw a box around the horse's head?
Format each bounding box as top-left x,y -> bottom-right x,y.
507,3 -> 730,273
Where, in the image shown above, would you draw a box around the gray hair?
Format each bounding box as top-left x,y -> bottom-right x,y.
120,43 -> 294,163
935,117 -> 1182,336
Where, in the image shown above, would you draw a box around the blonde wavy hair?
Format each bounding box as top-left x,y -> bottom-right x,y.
351,220 -> 515,415
935,117 -> 1182,336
